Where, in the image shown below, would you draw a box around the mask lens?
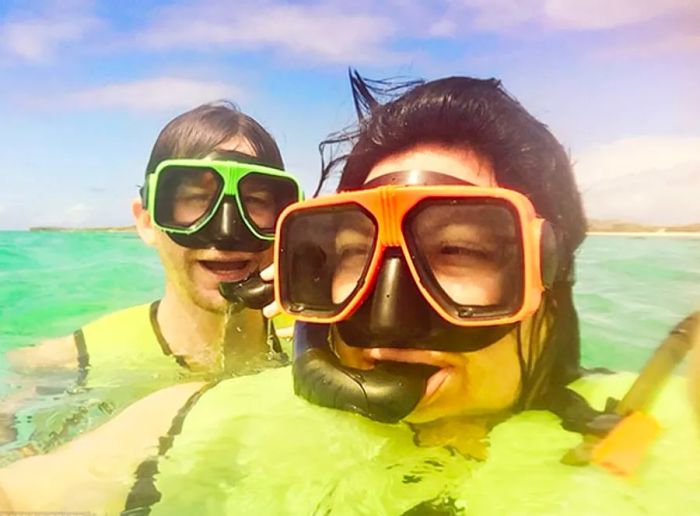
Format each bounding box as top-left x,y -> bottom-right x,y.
406,199 -> 523,319
154,166 -> 222,230
279,204 -> 377,317
238,173 -> 299,236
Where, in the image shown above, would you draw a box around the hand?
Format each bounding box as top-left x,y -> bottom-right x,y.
260,264 -> 279,319
260,264 -> 294,339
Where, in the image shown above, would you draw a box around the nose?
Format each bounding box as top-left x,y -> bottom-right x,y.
208,196 -> 241,241
366,251 -> 431,343
198,195 -> 270,252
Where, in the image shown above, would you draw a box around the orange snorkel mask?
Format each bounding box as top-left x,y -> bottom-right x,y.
276,172 -> 558,338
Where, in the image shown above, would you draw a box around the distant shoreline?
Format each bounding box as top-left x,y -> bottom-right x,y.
25,226 -> 700,239
587,231 -> 700,238
29,226 -> 136,233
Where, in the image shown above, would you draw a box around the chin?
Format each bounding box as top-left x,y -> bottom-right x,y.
403,405 -> 453,424
190,289 -> 229,314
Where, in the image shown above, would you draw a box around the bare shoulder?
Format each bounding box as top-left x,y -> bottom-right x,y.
104,381 -> 208,435
0,381 -> 206,512
5,334 -> 78,371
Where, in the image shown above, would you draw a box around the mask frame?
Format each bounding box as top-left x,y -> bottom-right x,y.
142,158 -> 303,241
276,184 -> 557,328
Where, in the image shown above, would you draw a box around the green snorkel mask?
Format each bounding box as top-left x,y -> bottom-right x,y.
141,151 -> 303,252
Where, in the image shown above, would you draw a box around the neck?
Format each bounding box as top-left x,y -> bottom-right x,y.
157,285 -> 269,373
409,413 -> 506,461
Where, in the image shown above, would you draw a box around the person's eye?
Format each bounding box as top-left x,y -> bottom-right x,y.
337,243 -> 371,259
243,193 -> 273,206
177,192 -> 211,204
440,244 -> 493,260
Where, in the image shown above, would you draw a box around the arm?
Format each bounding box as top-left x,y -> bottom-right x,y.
5,334 -> 78,371
0,381 -> 205,513
0,335 -> 79,448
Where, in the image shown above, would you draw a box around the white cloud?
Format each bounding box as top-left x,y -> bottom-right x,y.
581,163 -> 700,225
427,18 -> 459,37
0,1 -> 101,63
63,77 -> 242,111
449,0 -> 700,31
595,31 -> 700,58
133,1 -> 398,64
574,136 -> 700,224
448,0 -> 541,31
543,0 -> 692,31
64,202 -> 92,226
67,202 -> 90,213
574,136 -> 700,188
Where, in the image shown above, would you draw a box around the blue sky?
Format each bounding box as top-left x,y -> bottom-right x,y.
0,0 -> 698,229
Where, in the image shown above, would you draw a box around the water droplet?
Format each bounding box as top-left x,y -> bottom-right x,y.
458,307 -> 475,318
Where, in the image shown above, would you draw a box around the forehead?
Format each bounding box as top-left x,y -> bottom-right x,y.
364,144 -> 496,187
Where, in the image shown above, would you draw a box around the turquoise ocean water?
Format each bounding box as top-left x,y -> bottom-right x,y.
2,231 -> 699,369
0,231 -> 699,460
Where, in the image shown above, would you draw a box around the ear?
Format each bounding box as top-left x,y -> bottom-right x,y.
132,197 -> 156,246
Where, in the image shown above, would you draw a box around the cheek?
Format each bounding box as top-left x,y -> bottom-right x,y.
258,247 -> 273,268
331,327 -> 373,370
332,272 -> 356,304
459,347 -> 522,410
410,337 -> 523,420
249,205 -> 275,228
436,272 -> 502,305
154,232 -> 190,271
173,202 -> 208,225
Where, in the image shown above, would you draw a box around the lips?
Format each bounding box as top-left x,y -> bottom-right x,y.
197,256 -> 256,282
200,259 -> 251,272
362,347 -> 459,402
424,367 -> 450,400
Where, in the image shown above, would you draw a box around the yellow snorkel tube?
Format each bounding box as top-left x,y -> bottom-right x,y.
562,311 -> 700,474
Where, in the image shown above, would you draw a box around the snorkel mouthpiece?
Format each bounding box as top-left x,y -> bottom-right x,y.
218,275 -> 274,311
292,323 -> 438,423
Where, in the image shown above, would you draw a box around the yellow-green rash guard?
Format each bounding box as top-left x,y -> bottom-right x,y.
11,302 -> 286,462
75,301 -> 291,382
125,368 -> 700,515
74,301 -> 187,380
8,302 -> 191,460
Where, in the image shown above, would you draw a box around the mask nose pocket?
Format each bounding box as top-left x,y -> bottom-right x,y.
208,197 -> 240,241
170,195 -> 270,252
368,252 -> 431,338
339,251 -> 432,347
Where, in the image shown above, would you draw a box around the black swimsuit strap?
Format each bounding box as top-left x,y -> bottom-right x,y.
121,381 -> 220,515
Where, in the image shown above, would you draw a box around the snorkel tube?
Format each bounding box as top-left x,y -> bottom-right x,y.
562,311 -> 700,473
219,275 -> 274,311
292,322 -> 438,423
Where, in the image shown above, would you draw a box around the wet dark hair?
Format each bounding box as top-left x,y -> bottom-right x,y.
320,73 -> 584,259
320,71 -> 605,434
145,100 -> 283,177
